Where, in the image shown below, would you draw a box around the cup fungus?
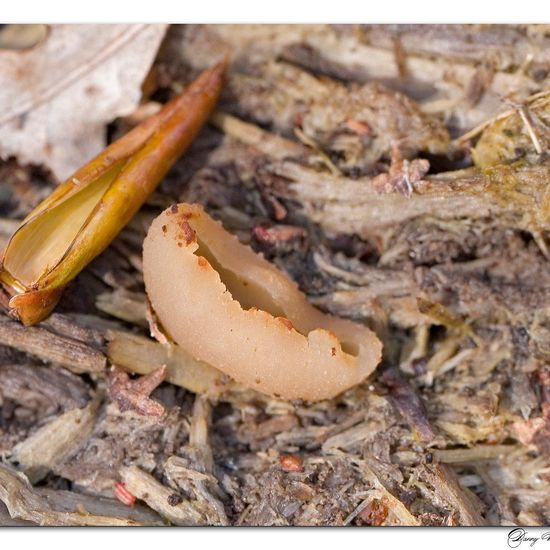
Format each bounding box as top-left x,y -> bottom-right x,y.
143,204 -> 382,401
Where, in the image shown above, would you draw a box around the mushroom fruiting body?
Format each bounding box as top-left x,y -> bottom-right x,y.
142,204 -> 382,401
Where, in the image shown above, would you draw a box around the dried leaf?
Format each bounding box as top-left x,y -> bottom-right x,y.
0,24 -> 167,180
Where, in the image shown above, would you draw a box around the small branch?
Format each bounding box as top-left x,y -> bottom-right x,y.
108,365 -> 167,417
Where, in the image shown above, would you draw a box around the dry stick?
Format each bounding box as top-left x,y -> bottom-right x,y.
517,105 -> 543,154
0,463 -> 145,526
455,109 -> 514,143
0,318 -> 106,374
37,487 -> 163,526
41,312 -> 104,347
455,89 -> 550,144
119,465 -> 203,526
293,126 -> 342,175
105,330 -> 227,395
0,501 -> 34,526
95,288 -> 148,327
433,445 -> 518,464
210,110 -> 305,159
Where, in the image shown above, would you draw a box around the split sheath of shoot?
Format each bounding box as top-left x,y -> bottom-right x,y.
0,63 -> 225,325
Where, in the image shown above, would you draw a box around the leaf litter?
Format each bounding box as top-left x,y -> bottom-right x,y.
0,23 -> 550,526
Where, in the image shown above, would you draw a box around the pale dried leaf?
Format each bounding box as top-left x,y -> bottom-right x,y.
0,24 -> 167,180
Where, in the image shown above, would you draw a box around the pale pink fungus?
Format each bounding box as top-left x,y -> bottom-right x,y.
143,203 -> 382,401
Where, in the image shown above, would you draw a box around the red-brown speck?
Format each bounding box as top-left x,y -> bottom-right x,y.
178,219 -> 196,244
280,454 -> 304,472
345,118 -> 371,136
114,482 -> 136,507
357,498 -> 388,526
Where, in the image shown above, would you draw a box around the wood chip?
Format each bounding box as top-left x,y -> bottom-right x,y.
96,289 -> 148,327
422,464 -> 487,527
119,465 -> 203,525
164,456 -> 229,526
433,445 -> 518,464
12,393 -> 101,483
350,454 -> 420,526
0,363 -> 90,412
